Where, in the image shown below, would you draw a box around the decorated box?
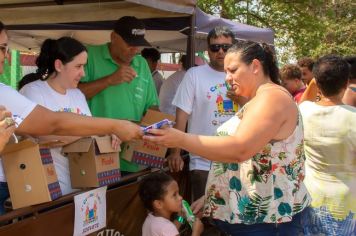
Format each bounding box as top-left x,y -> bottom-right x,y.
2,140 -> 62,209
121,110 -> 175,168
63,136 -> 121,188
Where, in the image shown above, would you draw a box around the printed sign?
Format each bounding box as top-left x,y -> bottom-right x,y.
74,186 -> 107,236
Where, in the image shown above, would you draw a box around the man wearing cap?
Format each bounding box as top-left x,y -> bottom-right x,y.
79,16 -> 159,174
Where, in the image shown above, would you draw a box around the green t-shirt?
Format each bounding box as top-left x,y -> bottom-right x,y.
82,43 -> 159,172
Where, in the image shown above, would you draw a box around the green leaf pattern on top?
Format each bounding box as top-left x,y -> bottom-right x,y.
278,202 -> 292,216
274,187 -> 283,200
212,162 -> 228,176
229,176 -> 242,191
227,163 -> 239,171
204,110 -> 311,224
238,193 -> 272,224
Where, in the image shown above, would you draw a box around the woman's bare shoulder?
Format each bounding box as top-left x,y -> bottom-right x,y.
253,85 -> 295,108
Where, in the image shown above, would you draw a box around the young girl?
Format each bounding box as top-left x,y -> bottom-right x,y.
139,172 -> 203,236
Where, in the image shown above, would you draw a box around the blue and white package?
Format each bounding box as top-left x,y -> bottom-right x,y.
142,119 -> 175,133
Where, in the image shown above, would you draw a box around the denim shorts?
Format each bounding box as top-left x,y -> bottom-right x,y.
213,209 -> 305,236
302,206 -> 356,236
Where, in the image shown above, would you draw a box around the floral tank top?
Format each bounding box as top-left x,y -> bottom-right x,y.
203,105 -> 311,224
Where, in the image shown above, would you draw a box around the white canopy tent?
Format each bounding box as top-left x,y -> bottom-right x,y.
0,0 -> 195,52
1,1 -> 273,53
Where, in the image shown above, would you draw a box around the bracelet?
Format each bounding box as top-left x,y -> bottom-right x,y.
176,215 -> 185,224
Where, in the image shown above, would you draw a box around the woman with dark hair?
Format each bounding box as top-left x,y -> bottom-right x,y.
19,37 -> 90,194
19,37 -> 87,89
300,55 -> 356,235
143,41 -> 310,235
0,21 -> 142,214
19,37 -> 121,195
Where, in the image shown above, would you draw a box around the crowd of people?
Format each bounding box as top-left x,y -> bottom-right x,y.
0,14 -> 355,236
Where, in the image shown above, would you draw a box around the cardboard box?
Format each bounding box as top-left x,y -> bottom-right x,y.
2,140 -> 62,209
121,110 -> 175,168
63,136 -> 120,188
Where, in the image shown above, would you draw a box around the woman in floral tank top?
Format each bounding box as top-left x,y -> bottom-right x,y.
144,41 -> 311,235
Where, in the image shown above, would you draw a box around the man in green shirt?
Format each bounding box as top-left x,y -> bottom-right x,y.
79,16 -> 159,174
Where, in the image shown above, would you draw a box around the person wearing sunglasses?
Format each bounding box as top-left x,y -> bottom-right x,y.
166,26 -> 239,203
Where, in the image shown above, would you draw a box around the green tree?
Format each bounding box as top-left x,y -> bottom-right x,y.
197,0 -> 355,64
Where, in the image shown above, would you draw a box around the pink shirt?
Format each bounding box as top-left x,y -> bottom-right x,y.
293,87 -> 306,103
142,213 -> 179,236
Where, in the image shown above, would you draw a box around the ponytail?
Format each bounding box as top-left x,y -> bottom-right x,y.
18,73 -> 41,90
36,38 -> 58,80
261,43 -> 280,85
18,39 -> 58,89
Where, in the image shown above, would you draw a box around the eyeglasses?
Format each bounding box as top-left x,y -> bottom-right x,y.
208,44 -> 232,53
0,44 -> 9,57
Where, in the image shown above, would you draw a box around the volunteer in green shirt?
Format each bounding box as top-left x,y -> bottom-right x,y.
79,16 -> 159,173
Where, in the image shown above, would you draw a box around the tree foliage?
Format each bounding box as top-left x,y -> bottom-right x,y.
197,0 -> 355,64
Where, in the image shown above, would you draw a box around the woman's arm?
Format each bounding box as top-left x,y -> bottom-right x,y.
16,105 -> 142,142
144,89 -> 297,163
37,135 -> 81,147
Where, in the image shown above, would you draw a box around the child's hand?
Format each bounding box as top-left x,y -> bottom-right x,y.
191,218 -> 204,236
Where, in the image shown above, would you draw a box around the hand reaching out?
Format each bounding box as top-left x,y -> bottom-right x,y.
142,127 -> 185,148
0,106 -> 16,152
114,120 -> 143,142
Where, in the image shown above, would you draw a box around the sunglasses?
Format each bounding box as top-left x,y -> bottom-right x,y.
0,44 -> 9,57
209,44 -> 232,53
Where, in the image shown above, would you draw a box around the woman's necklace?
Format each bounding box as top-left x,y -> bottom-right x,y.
316,95 -> 343,106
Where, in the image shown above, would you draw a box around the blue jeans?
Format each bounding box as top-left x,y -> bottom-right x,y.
0,182 -> 9,215
213,210 -> 305,236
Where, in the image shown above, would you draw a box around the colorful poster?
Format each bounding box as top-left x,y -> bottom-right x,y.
73,186 -> 107,236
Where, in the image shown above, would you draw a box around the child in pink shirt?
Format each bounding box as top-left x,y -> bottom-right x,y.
139,172 -> 203,236
280,64 -> 306,103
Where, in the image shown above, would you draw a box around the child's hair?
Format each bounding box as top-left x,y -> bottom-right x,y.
280,64 -> 302,81
139,172 -> 175,212
297,57 -> 314,71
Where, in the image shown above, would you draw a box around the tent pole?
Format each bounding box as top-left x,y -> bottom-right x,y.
186,12 -> 196,69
